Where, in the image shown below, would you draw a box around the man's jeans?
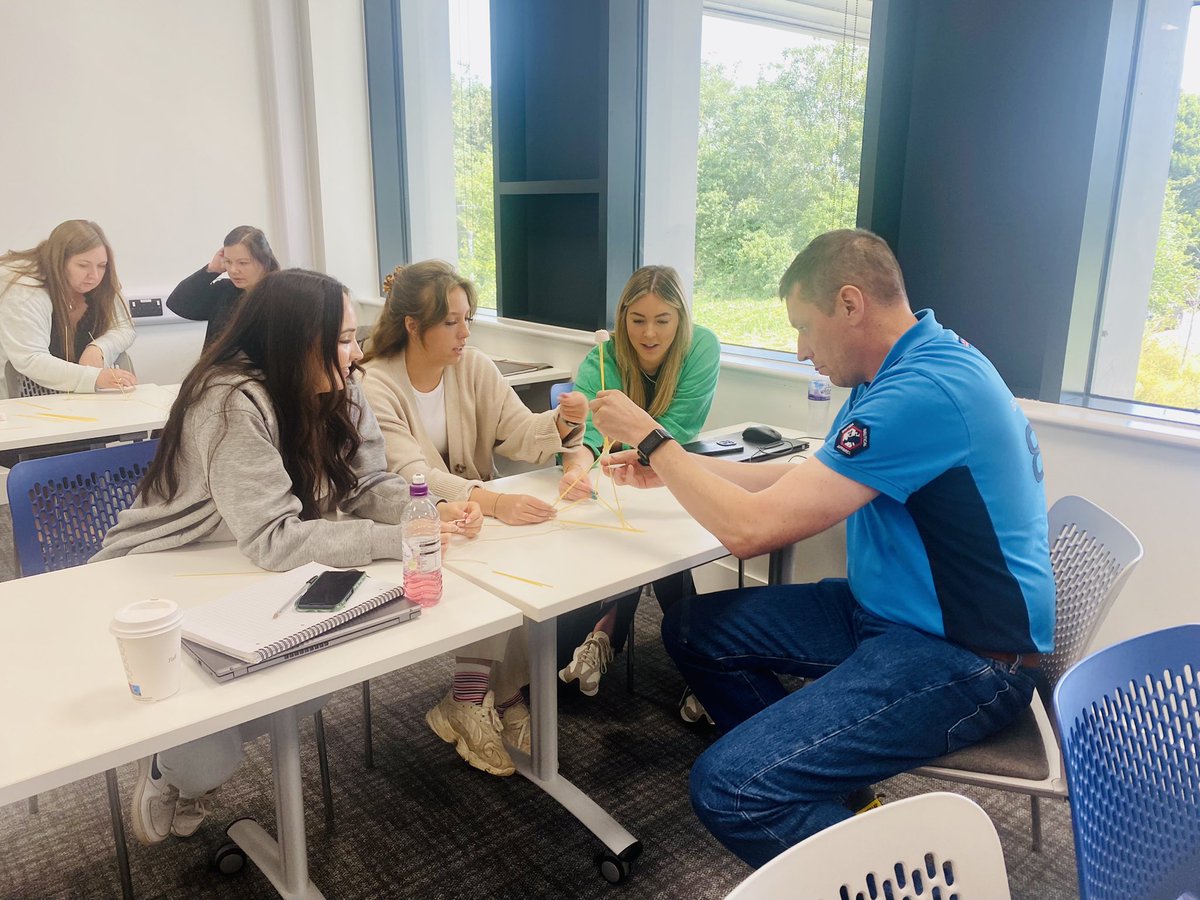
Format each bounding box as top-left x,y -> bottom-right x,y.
662,579 -> 1036,868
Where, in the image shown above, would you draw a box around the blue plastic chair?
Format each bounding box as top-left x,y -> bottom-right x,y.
6,439 -> 159,575
549,380 -> 574,409
5,439 -> 159,898
1054,624 -> 1200,900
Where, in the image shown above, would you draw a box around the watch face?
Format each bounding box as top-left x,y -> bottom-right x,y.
637,428 -> 672,465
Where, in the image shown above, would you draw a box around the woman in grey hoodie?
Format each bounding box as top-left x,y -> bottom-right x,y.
96,268 -> 482,846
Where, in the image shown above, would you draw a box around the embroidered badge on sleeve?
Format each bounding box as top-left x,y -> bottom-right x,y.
834,421 -> 870,457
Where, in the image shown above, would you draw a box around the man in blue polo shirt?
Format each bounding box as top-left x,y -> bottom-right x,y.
589,228 -> 1055,867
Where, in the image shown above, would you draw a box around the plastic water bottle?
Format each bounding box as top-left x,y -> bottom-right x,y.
401,474 -> 443,607
807,374 -> 833,437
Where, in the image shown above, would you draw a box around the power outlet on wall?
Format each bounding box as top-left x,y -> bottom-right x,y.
129,296 -> 163,318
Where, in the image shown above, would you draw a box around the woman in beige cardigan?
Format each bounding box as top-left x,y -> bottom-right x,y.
361,260 -> 592,778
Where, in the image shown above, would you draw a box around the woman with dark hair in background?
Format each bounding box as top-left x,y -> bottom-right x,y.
167,225 -> 279,346
96,267 -> 480,845
0,219 -> 136,397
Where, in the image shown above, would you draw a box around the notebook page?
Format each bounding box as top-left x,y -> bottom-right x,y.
182,563 -> 398,663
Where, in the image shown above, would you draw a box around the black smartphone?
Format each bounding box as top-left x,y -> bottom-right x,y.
682,437 -> 745,456
295,569 -> 366,613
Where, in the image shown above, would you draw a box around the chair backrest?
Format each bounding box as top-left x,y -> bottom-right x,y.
724,792 -> 1011,900
5,362 -> 58,398
1053,624 -> 1200,900
6,439 -> 159,576
549,381 -> 574,408
1038,495 -> 1144,707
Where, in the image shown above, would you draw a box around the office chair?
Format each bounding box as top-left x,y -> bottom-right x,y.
1054,624 -> 1200,900
5,352 -> 136,400
724,792 -> 1012,899
6,440 -> 333,896
912,495 -> 1144,851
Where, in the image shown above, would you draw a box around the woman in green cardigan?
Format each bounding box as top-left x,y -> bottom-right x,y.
558,265 -> 720,718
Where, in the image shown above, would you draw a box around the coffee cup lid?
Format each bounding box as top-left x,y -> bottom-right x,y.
110,599 -> 183,639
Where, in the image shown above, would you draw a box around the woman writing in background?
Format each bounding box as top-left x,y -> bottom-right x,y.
167,225 -> 279,347
557,265 -> 720,720
96,268 -> 480,845
360,260 -> 592,778
0,219 -> 136,398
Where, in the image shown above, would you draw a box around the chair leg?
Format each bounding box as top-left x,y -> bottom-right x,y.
312,711 -> 334,828
105,768 -> 134,900
626,616 -> 635,695
362,680 -> 375,769
27,795 -> 37,814
1029,795 -> 1042,852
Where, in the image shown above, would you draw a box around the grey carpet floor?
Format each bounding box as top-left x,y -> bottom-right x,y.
0,597 -> 1079,899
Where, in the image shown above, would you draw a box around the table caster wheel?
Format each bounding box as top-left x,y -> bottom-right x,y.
212,841 -> 245,876
595,842 -> 642,884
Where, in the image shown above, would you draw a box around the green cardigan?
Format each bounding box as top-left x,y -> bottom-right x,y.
574,324 -> 721,455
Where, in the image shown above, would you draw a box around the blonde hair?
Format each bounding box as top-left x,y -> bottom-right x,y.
0,220 -> 127,358
613,265 -> 693,418
364,260 -> 478,361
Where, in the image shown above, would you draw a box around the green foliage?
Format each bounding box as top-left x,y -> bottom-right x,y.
1134,330 -> 1200,409
451,72 -> 497,309
694,42 -> 867,349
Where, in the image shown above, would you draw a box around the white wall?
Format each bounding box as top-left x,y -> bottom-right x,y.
0,0 -> 280,295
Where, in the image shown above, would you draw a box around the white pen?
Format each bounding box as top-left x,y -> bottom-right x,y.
273,575 -> 317,619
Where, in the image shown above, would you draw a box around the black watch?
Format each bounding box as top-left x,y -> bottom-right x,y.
636,427 -> 675,466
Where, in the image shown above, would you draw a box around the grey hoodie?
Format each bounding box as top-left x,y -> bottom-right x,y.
94,375 -> 415,571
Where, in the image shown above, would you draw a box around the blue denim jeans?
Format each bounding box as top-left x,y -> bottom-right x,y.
661,579 -> 1036,868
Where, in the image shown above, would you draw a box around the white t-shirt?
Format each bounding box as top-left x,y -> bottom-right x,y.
412,377 -> 449,461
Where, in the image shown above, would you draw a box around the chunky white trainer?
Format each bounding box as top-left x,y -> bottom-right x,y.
131,755 -> 178,845
502,702 -> 532,755
558,630 -> 613,697
426,690 -> 516,776
171,791 -> 215,838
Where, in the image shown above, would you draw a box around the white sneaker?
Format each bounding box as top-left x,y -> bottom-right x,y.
131,755 -> 177,845
679,688 -> 714,725
558,630 -> 613,697
426,690 -> 516,776
170,791 -> 215,838
502,702 -> 532,755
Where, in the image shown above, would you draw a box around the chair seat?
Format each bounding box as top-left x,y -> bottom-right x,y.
923,706 -> 1050,780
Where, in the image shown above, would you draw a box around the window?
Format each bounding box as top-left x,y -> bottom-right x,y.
449,0 -> 496,309
1084,2 -> 1199,418
693,4 -> 869,354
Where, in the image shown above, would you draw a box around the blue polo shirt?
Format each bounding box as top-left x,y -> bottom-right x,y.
815,309 -> 1055,653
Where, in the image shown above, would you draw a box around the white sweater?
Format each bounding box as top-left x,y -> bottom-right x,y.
0,267 -> 136,397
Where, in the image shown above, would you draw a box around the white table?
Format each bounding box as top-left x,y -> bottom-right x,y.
442,466 -> 730,879
0,544 -> 522,899
0,383 -> 178,454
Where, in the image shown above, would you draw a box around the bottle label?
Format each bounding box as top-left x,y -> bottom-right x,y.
807,378 -> 832,402
403,535 -> 442,574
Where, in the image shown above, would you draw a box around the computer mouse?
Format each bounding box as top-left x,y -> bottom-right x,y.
742,424 -> 783,444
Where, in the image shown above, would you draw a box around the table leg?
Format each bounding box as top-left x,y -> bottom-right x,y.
518,617 -> 641,857
767,543 -> 796,585
225,706 -> 325,900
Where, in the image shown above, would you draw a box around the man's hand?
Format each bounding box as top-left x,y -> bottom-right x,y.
601,448 -> 663,489
589,390 -> 657,447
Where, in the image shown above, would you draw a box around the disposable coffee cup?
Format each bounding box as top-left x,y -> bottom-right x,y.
110,599 -> 184,701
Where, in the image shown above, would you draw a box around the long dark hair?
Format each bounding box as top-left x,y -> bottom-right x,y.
142,268 -> 361,518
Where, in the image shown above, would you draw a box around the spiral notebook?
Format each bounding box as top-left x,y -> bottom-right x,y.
181,562 -> 406,664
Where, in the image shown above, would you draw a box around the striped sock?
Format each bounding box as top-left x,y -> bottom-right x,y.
452,663 -> 491,705
496,691 -> 524,718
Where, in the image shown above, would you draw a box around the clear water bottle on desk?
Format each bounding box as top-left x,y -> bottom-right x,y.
401,474 -> 443,607
807,374 -> 833,438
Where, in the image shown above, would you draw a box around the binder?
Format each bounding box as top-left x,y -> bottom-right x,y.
181,562 -> 405,664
